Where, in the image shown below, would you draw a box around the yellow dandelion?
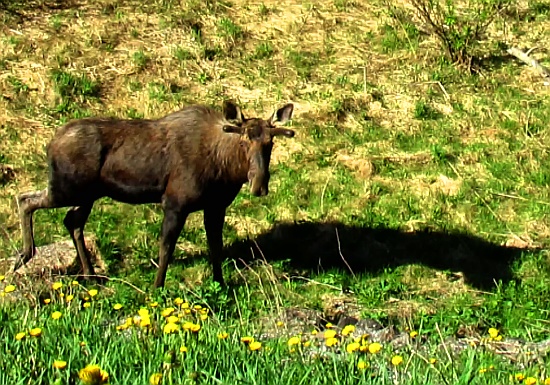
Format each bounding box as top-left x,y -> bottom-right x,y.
288,336 -> 301,346
149,301 -> 158,308
116,324 -> 128,331
276,321 -> 284,327
544,378 -> 550,385
190,323 -> 201,332
525,378 -> 537,385
138,308 -> 150,317
488,328 -> 499,338
140,317 -> 151,328
29,327 -> 42,337
218,332 -> 229,339
325,323 -> 333,328
180,345 -> 188,353
184,309 -> 191,314
200,308 -> 209,315
65,294 -> 74,302
4,284 -> 16,293
391,355 -> 404,366
182,321 -> 194,330
163,322 -> 180,334
311,330 -> 318,335
342,324 -> 356,336
241,336 -> 254,344
71,280 -> 79,286
53,360 -> 67,369
80,341 -> 87,347
304,341 -> 311,347
249,341 -> 261,351
325,337 -> 338,347
15,332 -> 26,341
193,304 -> 202,310
52,282 -> 63,290
0,275 -> 4,281
113,303 -> 123,310
149,373 -> 163,385
51,311 -> 62,320
358,360 -> 368,370
181,302 -> 190,309
409,331 -> 418,338
161,307 -> 175,317
359,345 -> 368,353
83,302 -> 91,308
494,335 -> 503,341
346,342 -> 360,353
479,368 -> 487,374
174,297 -> 184,306
59,293 -> 65,298
200,314 -> 208,321
78,364 -> 109,385
324,329 -> 337,339
515,374 -> 525,381
167,316 -> 178,324
368,342 -> 382,354
429,358 -> 437,364
44,298 -> 51,304
88,289 -> 98,297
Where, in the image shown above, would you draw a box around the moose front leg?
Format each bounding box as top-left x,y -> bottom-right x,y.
204,207 -> 226,285
154,207 -> 188,288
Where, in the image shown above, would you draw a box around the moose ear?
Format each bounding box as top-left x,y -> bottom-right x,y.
223,100 -> 244,123
222,125 -> 245,134
269,103 -> 294,125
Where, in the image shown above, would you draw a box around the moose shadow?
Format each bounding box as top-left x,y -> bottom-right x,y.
196,220 -> 535,291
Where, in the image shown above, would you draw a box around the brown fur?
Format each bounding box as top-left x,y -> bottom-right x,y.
14,101 -> 295,287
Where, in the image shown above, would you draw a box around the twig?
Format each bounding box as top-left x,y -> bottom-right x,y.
149,259 -> 159,268
335,228 -> 356,279
286,275 -> 345,291
507,47 -> 550,78
70,274 -> 147,294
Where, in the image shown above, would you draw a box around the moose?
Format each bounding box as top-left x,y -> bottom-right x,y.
13,100 -> 295,287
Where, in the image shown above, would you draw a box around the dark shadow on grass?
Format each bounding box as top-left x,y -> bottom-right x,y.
186,220 -> 534,291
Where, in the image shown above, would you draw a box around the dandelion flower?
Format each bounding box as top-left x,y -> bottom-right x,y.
149,373 -> 163,385
83,302 -> 91,308
180,345 -> 188,353
174,297 -> 184,306
138,308 -> 150,317
304,341 -> 311,347
288,336 -> 301,346
72,280 -> 79,286
342,324 -> 356,336
15,332 -> 26,340
325,337 -> 338,347
276,321 -> 284,327
4,284 -> 16,293
359,345 -> 368,353
409,331 -> 418,338
429,358 -> 437,364
149,301 -> 158,308
544,378 -> 550,385
200,314 -> 208,321
181,302 -> 190,309
140,317 -> 151,328
391,355 -> 404,366
88,289 -> 98,297
166,316 -> 178,324
324,329 -> 337,339
525,378 -> 537,385
0,275 -> 4,281
494,335 -> 503,341
163,322 -> 180,334
346,342 -> 360,353
52,282 -> 63,291
249,341 -> 261,351
53,360 -> 67,369
358,360 -> 368,370
44,298 -> 51,304
325,323 -> 333,328
29,328 -> 42,337
65,294 -> 74,302
182,322 -> 194,330
515,374 -> 525,381
113,303 -> 123,310
51,311 -> 62,320
218,332 -> 229,339
479,368 -> 487,374
161,307 -> 175,317
80,341 -> 87,347
311,330 -> 318,335
78,364 -> 109,385
241,336 -> 254,344
193,304 -> 202,310
190,323 -> 201,332
368,342 -> 382,354
488,328 -> 499,338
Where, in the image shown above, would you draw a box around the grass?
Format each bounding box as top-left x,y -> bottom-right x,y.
1,0 -> 550,383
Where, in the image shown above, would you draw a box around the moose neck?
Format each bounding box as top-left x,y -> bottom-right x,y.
209,134 -> 250,185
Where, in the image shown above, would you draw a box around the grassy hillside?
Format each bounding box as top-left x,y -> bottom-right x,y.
0,0 -> 549,384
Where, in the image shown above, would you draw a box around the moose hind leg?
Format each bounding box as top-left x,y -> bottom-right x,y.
14,189 -> 57,271
63,204 -> 96,277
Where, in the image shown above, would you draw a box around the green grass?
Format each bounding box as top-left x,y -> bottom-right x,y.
1,0 -> 550,383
